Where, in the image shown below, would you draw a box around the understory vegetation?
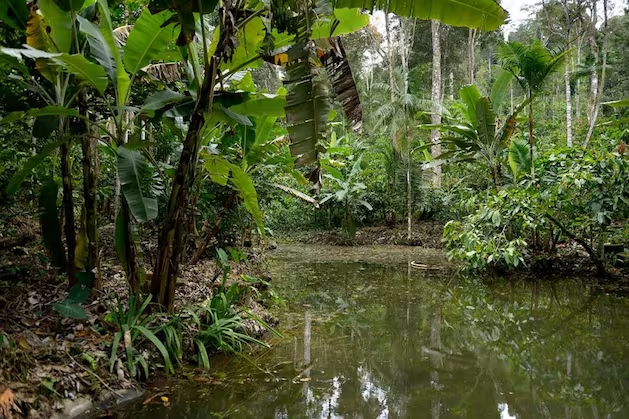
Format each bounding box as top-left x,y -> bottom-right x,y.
0,0 -> 628,416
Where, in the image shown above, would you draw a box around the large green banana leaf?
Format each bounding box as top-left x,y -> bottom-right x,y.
39,177 -> 67,268
202,154 -> 265,234
459,85 -> 481,127
475,97 -> 496,146
508,138 -> 531,180
123,9 -> 176,77
117,146 -> 158,222
332,0 -> 507,31
38,0 -> 73,53
93,0 -> 130,106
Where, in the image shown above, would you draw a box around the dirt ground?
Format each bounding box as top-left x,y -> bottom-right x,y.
279,221 -> 446,248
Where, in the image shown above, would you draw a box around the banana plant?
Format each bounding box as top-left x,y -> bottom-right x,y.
0,0 -> 110,288
420,75 -> 532,188
319,155 -> 372,241
2,0 -> 181,293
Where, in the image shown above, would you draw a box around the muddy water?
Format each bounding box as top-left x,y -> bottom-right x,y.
114,244 -> 629,418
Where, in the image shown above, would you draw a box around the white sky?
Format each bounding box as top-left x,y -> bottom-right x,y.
503,0 -> 627,37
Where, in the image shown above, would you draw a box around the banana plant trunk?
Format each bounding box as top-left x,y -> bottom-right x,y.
120,201 -> 141,294
151,58 -> 218,311
81,102 -> 100,289
60,140 -> 77,288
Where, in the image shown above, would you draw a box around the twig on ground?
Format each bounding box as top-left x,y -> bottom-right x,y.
65,351 -> 122,398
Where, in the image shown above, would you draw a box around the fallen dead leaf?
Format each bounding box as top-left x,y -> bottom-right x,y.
0,388 -> 16,419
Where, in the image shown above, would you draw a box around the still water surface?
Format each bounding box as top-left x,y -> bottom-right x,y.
116,245 -> 629,418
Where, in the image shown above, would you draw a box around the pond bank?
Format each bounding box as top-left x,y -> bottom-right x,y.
275,221 -> 445,248
0,221 -> 275,419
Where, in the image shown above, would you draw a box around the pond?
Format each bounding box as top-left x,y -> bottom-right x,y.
113,244 -> 629,418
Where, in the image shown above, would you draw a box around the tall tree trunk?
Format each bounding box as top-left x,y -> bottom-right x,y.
406,138 -> 412,242
586,0 -> 599,126
60,139 -> 76,288
401,18 -> 415,242
584,0 -> 609,148
431,20 -> 442,188
80,100 -> 100,289
565,60 -> 573,147
529,88 -> 535,179
467,28 -> 476,84
151,57 -> 219,311
576,31 -> 583,121
562,0 -> 573,146
385,13 -> 395,104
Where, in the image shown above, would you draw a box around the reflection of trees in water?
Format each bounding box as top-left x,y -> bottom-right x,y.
442,278 -> 629,418
126,262 -> 629,419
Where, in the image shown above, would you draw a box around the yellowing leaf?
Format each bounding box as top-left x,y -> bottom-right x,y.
160,396 -> 169,402
274,53 -> 288,66
26,11 -> 56,81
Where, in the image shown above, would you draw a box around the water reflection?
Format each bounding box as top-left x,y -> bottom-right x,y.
113,245 -> 629,419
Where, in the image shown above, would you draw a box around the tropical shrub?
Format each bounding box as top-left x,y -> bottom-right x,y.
443,189 -> 532,271
444,147 -> 629,274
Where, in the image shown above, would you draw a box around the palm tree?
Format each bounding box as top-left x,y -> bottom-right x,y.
498,41 -> 566,178
374,67 -> 425,240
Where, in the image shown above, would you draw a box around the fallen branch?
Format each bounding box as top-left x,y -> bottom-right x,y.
65,352 -> 123,399
544,212 -> 607,276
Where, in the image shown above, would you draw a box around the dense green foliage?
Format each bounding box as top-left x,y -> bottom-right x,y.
1,0 -> 629,385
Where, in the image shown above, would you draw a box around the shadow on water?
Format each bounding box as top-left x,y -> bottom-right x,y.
111,244 -> 629,419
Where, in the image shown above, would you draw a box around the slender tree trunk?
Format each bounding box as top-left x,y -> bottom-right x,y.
81,103 -> 100,289
565,60 -> 573,147
400,18 -> 415,242
586,0 -> 599,126
431,20 -> 442,188
576,32 -> 583,121
60,140 -> 76,288
152,57 -> 219,311
385,13 -> 395,104
529,88 -> 535,179
584,0 -> 609,148
407,140 -> 412,242
467,28 -> 476,84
